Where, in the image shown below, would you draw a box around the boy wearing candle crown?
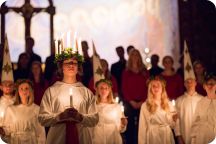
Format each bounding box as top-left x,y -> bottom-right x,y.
92,79 -> 127,144
38,48 -> 99,144
175,45 -> 203,144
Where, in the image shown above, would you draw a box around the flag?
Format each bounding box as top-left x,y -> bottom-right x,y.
184,41 -> 195,81
92,40 -> 104,86
1,35 -> 14,82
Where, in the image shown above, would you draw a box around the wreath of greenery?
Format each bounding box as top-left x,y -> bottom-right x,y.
54,48 -> 84,64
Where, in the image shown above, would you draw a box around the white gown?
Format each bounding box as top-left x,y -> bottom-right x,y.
191,97 -> 216,144
138,102 -> 176,144
0,95 -> 15,126
93,103 -> 126,144
2,104 -> 46,144
175,92 -> 203,144
38,81 -> 99,144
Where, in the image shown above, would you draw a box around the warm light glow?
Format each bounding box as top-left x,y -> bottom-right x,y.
172,99 -> 175,106
115,97 -> 119,103
55,39 -> 58,55
73,31 -> 77,52
67,31 -> 71,48
145,57 -> 151,63
144,47 -> 150,54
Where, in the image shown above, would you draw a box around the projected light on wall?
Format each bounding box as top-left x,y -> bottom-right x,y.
4,0 -> 180,68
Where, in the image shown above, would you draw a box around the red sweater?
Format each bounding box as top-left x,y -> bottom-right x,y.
121,70 -> 149,102
161,73 -> 184,100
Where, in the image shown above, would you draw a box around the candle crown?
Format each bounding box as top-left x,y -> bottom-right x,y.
54,48 -> 84,64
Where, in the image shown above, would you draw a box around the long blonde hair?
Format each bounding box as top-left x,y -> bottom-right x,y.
126,49 -> 147,73
146,77 -> 170,114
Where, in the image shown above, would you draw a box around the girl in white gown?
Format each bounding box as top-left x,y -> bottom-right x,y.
0,79 -> 46,144
138,76 -> 178,144
191,75 -> 216,144
93,79 -> 127,144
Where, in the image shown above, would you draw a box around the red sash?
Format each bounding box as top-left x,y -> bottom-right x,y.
66,121 -> 79,144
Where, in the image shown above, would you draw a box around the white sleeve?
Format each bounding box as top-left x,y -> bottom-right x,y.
138,103 -> 147,144
38,88 -> 59,127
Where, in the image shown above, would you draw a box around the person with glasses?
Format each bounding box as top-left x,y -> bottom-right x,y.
191,74 -> 216,144
38,48 -> 99,144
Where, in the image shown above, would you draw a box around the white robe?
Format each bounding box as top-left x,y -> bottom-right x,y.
191,97 -> 216,144
175,92 -> 203,144
38,81 -> 99,144
138,101 -> 176,144
93,103 -> 126,144
2,104 -> 46,144
0,95 -> 15,126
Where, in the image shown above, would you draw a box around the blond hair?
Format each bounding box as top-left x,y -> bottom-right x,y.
146,79 -> 170,114
95,81 -> 115,104
126,49 -> 146,73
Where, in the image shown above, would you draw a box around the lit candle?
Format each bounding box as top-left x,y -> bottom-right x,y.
78,37 -> 83,55
67,31 -> 71,48
55,39 -> 58,55
115,97 -> 119,103
69,88 -> 73,107
73,31 -> 77,52
172,99 -> 175,106
120,101 -> 124,112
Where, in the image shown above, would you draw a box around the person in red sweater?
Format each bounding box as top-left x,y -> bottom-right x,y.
121,49 -> 149,144
160,56 -> 184,100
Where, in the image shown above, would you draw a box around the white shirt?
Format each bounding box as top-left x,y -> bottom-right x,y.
175,92 -> 203,144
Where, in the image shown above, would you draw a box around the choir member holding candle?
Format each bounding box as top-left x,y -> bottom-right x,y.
38,48 -> 98,144
93,79 -> 127,144
138,76 -> 178,144
0,79 -> 46,144
190,74 -> 216,144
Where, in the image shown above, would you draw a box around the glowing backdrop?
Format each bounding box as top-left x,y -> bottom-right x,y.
5,0 -> 180,68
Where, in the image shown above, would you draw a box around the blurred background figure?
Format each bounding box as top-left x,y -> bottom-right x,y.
111,46 -> 126,99
81,40 -> 93,86
160,55 -> 184,100
26,37 -> 41,67
193,60 -> 207,96
29,61 -> 49,106
13,53 -> 30,81
149,54 -> 163,77
122,49 -> 149,144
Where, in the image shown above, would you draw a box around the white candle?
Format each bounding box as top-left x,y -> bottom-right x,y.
77,37 -> 83,55
115,97 -> 119,103
69,88 -> 73,107
121,105 -> 124,113
73,31 -> 77,52
120,101 -> 124,112
55,39 -> 58,55
172,99 -> 175,106
67,31 -> 71,48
